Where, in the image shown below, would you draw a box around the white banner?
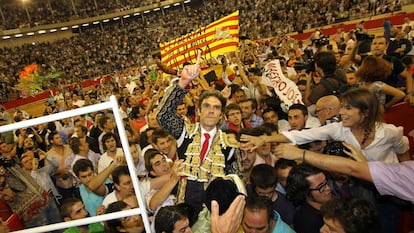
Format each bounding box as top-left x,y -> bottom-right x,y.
262,60 -> 303,112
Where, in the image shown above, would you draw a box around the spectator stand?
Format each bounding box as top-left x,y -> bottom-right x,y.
0,95 -> 151,233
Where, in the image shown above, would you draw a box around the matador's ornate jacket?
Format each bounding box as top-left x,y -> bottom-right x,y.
156,84 -> 243,208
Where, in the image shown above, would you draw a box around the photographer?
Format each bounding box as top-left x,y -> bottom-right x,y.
16,127 -> 46,162
304,51 -> 346,106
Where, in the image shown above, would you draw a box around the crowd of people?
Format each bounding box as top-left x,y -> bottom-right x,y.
0,0 -> 404,30
0,0 -> 409,103
0,0 -> 414,232
0,0 -> 161,30
0,13 -> 414,231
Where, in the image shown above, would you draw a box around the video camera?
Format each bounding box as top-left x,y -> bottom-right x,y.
314,36 -> 330,48
294,48 -> 315,73
355,32 -> 375,41
0,157 -> 15,168
294,36 -> 331,73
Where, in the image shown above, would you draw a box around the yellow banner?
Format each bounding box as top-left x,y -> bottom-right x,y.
160,11 -> 239,69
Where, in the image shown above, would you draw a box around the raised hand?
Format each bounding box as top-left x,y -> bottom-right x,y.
221,85 -> 231,99
274,143 -> 302,160
178,53 -> 202,88
239,134 -> 265,151
343,142 -> 367,162
113,155 -> 127,166
210,195 -> 245,233
171,160 -> 184,178
95,205 -> 106,216
405,95 -> 414,106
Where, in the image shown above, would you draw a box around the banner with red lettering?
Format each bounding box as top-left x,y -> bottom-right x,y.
261,60 -> 303,112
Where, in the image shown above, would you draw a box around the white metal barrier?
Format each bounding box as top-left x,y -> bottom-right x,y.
0,96 -> 151,233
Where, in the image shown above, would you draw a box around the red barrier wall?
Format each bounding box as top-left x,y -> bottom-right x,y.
291,12 -> 414,40
2,75 -> 111,110
383,102 -> 414,158
3,12 -> 414,109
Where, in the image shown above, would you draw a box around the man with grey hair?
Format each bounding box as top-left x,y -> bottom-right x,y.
314,95 -> 341,125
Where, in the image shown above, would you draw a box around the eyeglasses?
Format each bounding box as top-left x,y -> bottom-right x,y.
314,108 -> 326,114
309,180 -> 329,193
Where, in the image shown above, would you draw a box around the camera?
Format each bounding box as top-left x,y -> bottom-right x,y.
355,32 -> 375,41
314,36 -> 330,47
294,48 -> 315,73
0,157 -> 15,168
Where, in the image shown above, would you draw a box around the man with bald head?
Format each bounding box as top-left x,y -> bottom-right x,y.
314,95 -> 340,125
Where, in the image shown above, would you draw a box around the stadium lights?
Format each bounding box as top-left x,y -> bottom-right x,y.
153,8 -> 160,11
27,32 -> 35,36
2,36 -> 11,39
144,10 -> 150,13
103,19 -> 110,22
133,12 -> 140,16
82,23 -> 89,27
184,0 -> 191,3
50,29 -> 57,32
93,21 -> 99,25
72,25 -> 79,28
15,34 -> 23,38
163,5 -> 170,9
61,27 -> 68,30
123,15 -> 130,18
173,3 -> 180,6
38,30 -> 46,34
113,17 -> 120,20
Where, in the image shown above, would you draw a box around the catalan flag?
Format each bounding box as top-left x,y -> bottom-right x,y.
160,11 -> 239,69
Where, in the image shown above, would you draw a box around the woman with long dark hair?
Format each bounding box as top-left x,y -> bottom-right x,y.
241,88 -> 409,163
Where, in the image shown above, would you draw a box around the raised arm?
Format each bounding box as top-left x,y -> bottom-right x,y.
303,72 -> 313,107
156,54 -> 201,138
380,83 -> 406,109
148,172 -> 171,190
240,133 -> 290,150
235,54 -> 250,87
274,143 -> 372,182
401,68 -> 414,105
148,160 -> 183,212
88,158 -> 122,196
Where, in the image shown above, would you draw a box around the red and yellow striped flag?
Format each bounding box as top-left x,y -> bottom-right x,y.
160,11 -> 239,69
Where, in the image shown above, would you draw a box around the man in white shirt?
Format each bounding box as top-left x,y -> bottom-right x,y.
72,93 -> 85,108
98,132 -> 124,173
285,104 -> 320,132
102,166 -> 135,208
